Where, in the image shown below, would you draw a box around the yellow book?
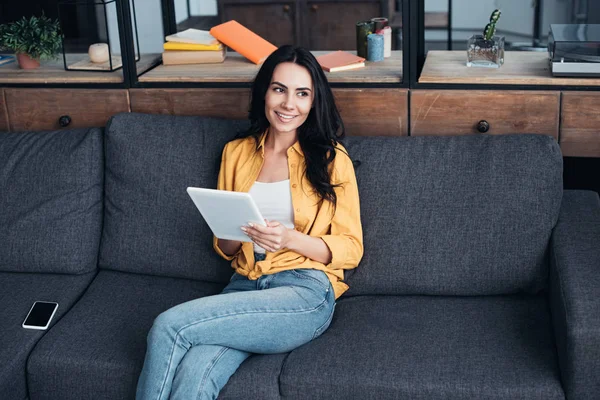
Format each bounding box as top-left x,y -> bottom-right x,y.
163,42 -> 223,51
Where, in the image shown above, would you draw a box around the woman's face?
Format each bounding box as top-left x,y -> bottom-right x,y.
264,62 -> 314,137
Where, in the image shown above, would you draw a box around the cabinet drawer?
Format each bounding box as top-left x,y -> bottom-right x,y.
561,92 -> 600,157
334,88 -> 408,136
410,90 -> 559,139
130,88 -> 408,137
130,89 -> 250,119
0,90 -> 8,132
5,89 -> 129,132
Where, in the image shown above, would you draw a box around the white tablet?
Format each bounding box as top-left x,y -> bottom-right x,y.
186,187 -> 266,242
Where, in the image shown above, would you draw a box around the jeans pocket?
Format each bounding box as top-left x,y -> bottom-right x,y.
312,302 -> 336,340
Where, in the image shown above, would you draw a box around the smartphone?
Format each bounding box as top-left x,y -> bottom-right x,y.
22,301 -> 59,330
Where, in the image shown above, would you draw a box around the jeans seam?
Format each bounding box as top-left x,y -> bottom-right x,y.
312,298 -> 336,340
289,269 -> 329,291
197,346 -> 229,400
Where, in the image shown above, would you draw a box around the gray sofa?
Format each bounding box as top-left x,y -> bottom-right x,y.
1,112 -> 599,400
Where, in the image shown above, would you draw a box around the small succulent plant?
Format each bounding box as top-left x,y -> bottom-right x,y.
483,9 -> 501,41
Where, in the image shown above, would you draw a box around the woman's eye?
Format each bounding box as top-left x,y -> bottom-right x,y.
298,91 -> 308,97
274,87 -> 284,93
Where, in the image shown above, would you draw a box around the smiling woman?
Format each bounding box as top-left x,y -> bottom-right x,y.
265,63 -> 314,137
136,45 -> 363,400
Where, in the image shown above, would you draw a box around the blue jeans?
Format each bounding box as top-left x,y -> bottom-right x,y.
136,267 -> 336,400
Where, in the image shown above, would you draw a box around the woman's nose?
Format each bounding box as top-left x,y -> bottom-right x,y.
281,94 -> 295,109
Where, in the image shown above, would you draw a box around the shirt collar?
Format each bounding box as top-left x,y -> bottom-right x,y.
257,130 -> 305,158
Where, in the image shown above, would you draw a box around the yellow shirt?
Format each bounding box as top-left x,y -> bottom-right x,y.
213,132 -> 363,299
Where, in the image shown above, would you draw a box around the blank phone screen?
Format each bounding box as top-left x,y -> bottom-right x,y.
24,302 -> 57,327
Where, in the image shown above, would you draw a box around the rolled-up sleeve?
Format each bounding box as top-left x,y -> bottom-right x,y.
212,143 -> 241,261
319,152 -> 363,270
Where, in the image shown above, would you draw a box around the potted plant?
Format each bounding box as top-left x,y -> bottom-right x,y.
467,9 -> 505,68
0,14 -> 62,69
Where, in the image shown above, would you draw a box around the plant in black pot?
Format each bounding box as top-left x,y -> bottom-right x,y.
467,9 -> 505,68
0,14 -> 62,69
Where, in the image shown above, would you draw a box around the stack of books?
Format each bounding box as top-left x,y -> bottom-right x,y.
316,51 -> 365,72
162,29 -> 226,66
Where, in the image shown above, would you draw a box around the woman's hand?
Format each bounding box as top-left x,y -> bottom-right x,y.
241,220 -> 294,253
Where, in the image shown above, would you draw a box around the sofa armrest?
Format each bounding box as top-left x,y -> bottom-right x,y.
549,190 -> 600,400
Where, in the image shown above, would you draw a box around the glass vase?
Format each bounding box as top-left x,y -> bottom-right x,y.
467,35 -> 505,68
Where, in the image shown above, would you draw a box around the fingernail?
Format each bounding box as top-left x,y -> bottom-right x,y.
240,227 -> 247,232
248,223 -> 254,227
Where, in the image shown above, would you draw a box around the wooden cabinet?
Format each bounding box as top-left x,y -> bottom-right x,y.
334,88 -> 408,136
304,1 -> 381,50
0,90 -> 8,132
219,2 -> 297,47
130,88 -> 408,137
218,0 -> 384,50
560,92 -> 600,158
4,89 -> 130,132
130,89 -> 250,120
410,90 -> 560,139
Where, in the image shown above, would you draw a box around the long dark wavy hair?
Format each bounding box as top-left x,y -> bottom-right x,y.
236,45 -> 345,207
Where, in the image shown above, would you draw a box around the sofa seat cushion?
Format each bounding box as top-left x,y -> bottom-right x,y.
100,113 -> 249,282
0,128 -> 104,274
280,295 -> 565,400
342,134 -> 563,296
0,271 -> 96,400
27,270 -> 285,400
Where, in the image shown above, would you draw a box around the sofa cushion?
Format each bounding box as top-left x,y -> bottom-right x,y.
100,113 -> 249,282
280,295 -> 565,400
343,134 -> 563,296
0,270 -> 96,400
27,270 -> 284,400
0,128 -> 103,274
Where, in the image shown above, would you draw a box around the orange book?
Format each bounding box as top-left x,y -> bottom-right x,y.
209,20 -> 277,64
316,51 -> 366,72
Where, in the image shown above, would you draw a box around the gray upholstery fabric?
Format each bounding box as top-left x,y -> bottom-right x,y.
549,190 -> 600,400
280,295 -> 565,400
0,128 -> 103,274
219,354 -> 286,400
100,113 -> 249,283
0,271 -> 96,400
27,270 -> 283,400
342,134 -> 563,296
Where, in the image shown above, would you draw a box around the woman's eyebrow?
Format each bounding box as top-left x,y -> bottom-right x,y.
271,81 -> 312,92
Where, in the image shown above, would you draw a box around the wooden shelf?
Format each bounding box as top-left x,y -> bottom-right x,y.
419,50 -> 600,86
0,53 -> 159,85
139,51 -> 403,84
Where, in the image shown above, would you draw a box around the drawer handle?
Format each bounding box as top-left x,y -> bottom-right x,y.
477,120 -> 490,133
58,115 -> 72,128
283,4 -> 290,12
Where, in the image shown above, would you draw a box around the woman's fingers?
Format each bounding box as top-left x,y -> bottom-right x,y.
241,226 -> 281,249
252,238 -> 277,252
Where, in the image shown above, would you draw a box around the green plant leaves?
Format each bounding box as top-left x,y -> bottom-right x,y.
0,13 -> 62,60
483,9 -> 501,40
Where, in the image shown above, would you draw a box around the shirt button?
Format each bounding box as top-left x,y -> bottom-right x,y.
291,163 -> 296,168
296,208 -> 300,212
292,184 -> 297,188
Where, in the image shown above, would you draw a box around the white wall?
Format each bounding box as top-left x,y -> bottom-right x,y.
175,0 -> 218,23
107,0 -> 165,55
426,0 -> 572,42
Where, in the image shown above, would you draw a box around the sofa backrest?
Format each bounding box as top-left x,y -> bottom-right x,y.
0,128 -> 103,274
342,134 -> 563,296
99,113 -> 248,283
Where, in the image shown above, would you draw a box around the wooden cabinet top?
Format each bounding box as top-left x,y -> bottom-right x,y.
0,54 -> 159,85
420,51 -> 600,86
139,51 -> 403,83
